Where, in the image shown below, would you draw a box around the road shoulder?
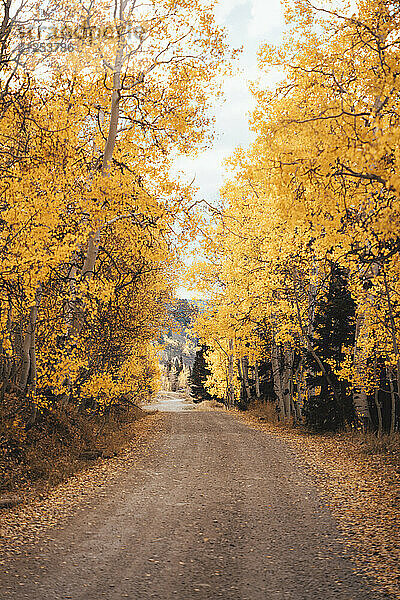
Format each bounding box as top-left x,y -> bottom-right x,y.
0,412 -> 165,561
234,410 -> 400,600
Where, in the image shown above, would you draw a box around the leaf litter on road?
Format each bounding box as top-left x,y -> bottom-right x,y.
0,413 -> 165,562
236,411 -> 400,599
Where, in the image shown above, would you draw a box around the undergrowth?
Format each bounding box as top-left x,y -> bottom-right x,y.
0,394 -> 147,496
245,400 -> 400,464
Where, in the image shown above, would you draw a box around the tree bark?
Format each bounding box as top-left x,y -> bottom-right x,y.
383,268 -> 399,433
373,353 -> 383,436
101,1 -> 127,175
271,341 -> 286,420
387,367 -> 396,435
241,356 -> 252,404
227,338 -> 235,407
254,360 -> 261,400
282,345 -> 292,421
18,286 -> 42,393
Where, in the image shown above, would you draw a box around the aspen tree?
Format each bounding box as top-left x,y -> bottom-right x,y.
193,0 -> 400,432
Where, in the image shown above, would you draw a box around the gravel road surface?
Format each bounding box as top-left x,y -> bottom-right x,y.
1,398 -> 390,600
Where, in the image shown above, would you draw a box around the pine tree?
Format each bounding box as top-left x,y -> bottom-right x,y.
189,345 -> 213,403
304,264 -> 356,430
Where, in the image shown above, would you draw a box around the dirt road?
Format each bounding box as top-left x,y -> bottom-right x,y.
1,397 -> 391,599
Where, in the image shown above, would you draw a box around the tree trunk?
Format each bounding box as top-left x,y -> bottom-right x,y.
271,341 -> 286,420
353,312 -> 372,426
18,286 -> 42,393
101,70 -> 122,174
236,358 -> 245,403
241,356 -> 252,404
101,19 -> 126,175
282,345 -> 292,421
373,353 -> 383,436
69,14 -> 127,337
227,338 -> 235,407
293,358 -> 306,418
387,367 -> 396,435
352,262 -> 381,426
254,360 -> 261,400
383,269 -> 399,433
292,267 -> 319,412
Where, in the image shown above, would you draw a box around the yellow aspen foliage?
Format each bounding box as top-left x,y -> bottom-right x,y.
192,0 -> 400,431
0,0 -> 229,416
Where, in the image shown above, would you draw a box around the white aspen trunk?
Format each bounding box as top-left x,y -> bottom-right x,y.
383,269 -> 399,433
353,311 -> 371,424
282,344 -> 292,421
70,4 -> 128,336
293,264 -> 320,417
290,360 -> 301,422
101,68 -> 123,175
81,231 -> 101,281
227,338 -> 235,407
352,262 -> 379,426
77,37 -> 125,278
293,359 -> 306,417
270,312 -> 288,420
387,367 -> 396,435
271,341 -> 286,420
373,354 -> 383,435
241,356 -> 252,404
236,358 -> 244,402
18,286 -> 42,392
299,367 -> 307,413
254,360 -> 261,399
305,259 -> 320,406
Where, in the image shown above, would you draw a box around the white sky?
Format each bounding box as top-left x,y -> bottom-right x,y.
172,0 -> 285,206
174,0 -> 285,297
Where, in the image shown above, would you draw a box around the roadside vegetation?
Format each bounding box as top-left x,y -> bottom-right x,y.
193,0 -> 400,438
0,394 -> 151,499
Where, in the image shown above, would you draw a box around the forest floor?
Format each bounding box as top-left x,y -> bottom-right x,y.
1,394 -> 397,600
0,396 -> 155,501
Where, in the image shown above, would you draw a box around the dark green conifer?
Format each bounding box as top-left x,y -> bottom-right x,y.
304,263 -> 356,430
189,345 -> 213,403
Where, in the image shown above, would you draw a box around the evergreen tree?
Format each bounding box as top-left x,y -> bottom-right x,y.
304,264 -> 356,430
189,345 -> 213,403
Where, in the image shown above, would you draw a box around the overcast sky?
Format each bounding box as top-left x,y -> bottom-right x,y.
172,0 -> 286,208
174,0 -> 286,297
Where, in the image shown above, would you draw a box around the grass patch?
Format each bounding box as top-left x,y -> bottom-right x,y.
357,432 -> 400,458
195,399 -> 225,411
244,400 -> 280,423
